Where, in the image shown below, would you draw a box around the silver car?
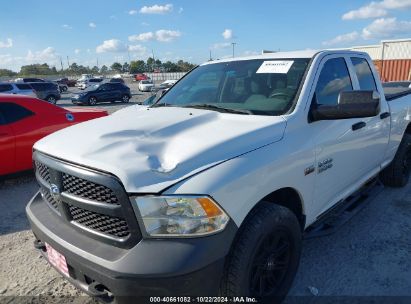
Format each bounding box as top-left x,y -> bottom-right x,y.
0,82 -> 37,97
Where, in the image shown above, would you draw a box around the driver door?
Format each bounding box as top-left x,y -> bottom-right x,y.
309,55 -> 382,217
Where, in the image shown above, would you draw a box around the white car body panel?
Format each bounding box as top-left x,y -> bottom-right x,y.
34,50 -> 411,228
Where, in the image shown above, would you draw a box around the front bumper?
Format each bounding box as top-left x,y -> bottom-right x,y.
26,191 -> 237,301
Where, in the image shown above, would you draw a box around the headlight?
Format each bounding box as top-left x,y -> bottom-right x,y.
133,196 -> 229,237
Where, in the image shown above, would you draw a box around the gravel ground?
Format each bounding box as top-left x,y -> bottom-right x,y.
0,89 -> 410,301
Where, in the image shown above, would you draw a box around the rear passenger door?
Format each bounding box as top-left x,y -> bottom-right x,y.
309,55 -> 382,216
0,103 -> 35,173
0,105 -> 16,175
348,56 -> 390,170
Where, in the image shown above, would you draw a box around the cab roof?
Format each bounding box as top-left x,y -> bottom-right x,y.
201,49 -> 369,65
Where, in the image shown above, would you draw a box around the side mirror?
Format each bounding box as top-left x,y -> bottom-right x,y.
310,91 -> 380,121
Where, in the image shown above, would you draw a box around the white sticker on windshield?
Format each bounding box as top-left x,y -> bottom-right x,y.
256,60 -> 294,74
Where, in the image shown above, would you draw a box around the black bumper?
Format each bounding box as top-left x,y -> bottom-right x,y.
26,192 -> 237,301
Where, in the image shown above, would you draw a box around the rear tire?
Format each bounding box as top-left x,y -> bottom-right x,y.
46,95 -> 57,104
88,96 -> 97,106
220,203 -> 301,302
380,134 -> 411,187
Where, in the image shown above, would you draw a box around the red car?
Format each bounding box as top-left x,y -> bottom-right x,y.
134,73 -> 149,81
0,95 -> 108,176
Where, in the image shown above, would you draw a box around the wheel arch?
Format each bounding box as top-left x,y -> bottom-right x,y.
253,187 -> 306,231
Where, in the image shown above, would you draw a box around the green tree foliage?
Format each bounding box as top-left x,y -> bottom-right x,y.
19,63 -> 59,76
122,62 -> 130,73
129,60 -> 146,73
0,69 -> 17,77
110,62 -> 123,73
100,65 -> 108,74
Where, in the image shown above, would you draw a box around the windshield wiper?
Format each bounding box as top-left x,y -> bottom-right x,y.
183,104 -> 252,115
151,103 -> 174,108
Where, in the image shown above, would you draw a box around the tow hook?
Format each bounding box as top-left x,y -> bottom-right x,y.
88,282 -> 113,302
34,240 -> 46,251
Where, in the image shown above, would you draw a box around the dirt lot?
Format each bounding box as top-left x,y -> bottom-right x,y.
0,90 -> 410,301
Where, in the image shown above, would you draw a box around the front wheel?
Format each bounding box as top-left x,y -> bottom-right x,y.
46,95 -> 57,104
380,133 -> 411,187
88,96 -> 97,106
122,95 -> 130,103
220,203 -> 301,302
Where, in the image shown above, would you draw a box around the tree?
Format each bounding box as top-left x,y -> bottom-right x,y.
122,62 -> 130,73
19,63 -> 56,76
129,60 -> 145,74
111,62 -> 122,73
91,66 -> 99,74
100,65 -> 108,74
0,69 -> 17,77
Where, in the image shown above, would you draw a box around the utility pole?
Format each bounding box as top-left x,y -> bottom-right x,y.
209,50 -> 213,61
231,42 -> 236,58
96,58 -> 99,69
67,56 -> 70,68
60,57 -> 64,71
152,49 -> 155,72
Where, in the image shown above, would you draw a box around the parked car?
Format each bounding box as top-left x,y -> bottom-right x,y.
78,78 -> 104,90
139,89 -> 168,106
0,82 -> 37,97
159,79 -> 177,89
134,73 -> 149,81
28,82 -> 61,104
15,77 -> 46,83
109,78 -> 125,84
0,95 -> 107,176
27,50 -> 411,301
138,79 -> 154,92
56,77 -> 77,87
72,82 -> 131,105
56,83 -> 68,93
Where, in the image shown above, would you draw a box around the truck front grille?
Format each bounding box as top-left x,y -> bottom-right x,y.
35,161 -> 50,184
34,152 -> 141,248
63,173 -> 119,205
40,186 -> 60,214
69,204 -> 130,238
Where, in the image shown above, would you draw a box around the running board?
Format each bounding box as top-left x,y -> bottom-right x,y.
304,178 -> 384,239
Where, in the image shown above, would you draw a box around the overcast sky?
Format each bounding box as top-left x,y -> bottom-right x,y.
1,0 -> 411,71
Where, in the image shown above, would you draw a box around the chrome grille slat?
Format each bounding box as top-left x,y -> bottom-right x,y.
69,205 -> 130,238
62,173 -> 119,205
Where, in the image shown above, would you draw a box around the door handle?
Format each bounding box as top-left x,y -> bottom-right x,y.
380,112 -> 390,119
352,121 -> 366,131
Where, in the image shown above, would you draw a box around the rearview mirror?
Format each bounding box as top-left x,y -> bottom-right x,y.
310,91 -> 380,121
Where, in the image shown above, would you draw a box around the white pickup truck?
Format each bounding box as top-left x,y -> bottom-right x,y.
27,50 -> 411,302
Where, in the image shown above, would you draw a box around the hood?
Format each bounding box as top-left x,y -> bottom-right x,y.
34,106 -> 286,193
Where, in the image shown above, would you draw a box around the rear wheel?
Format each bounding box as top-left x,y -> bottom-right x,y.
220,203 -> 301,302
88,96 -> 97,106
380,134 -> 411,187
46,95 -> 57,104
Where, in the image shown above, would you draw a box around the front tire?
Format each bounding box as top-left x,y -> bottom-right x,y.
46,95 -> 57,104
122,94 -> 130,103
380,133 -> 411,187
220,203 -> 301,302
88,96 -> 97,106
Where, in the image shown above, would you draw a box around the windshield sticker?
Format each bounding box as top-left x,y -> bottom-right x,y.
256,60 -> 294,74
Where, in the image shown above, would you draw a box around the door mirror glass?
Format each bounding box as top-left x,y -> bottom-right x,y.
310,90 -> 380,121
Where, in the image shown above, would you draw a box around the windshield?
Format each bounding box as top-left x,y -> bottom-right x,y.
155,58 -> 310,115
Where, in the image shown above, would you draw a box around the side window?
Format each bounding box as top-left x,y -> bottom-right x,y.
0,84 -> 13,92
0,103 -> 34,124
314,57 -> 353,106
351,57 -> 377,91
